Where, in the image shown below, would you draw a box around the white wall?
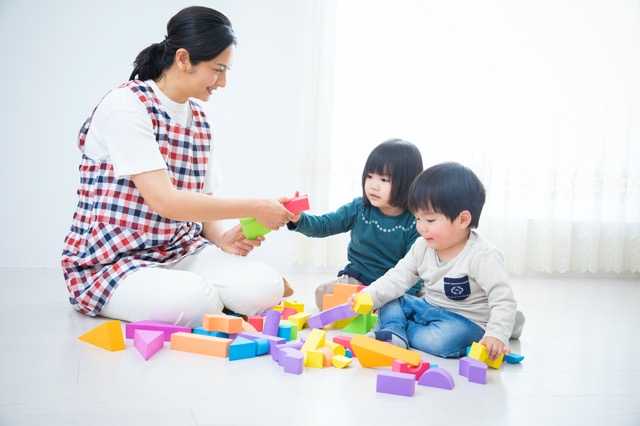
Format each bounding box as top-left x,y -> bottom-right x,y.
0,0 -> 325,271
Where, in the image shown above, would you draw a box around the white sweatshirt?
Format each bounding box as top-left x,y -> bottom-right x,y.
363,231 -> 517,345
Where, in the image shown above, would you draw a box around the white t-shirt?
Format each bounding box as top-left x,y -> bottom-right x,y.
83,80 -> 220,193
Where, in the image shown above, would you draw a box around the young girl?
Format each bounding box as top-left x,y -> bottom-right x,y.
288,139 -> 424,309
61,6 -> 295,328
351,162 -> 525,359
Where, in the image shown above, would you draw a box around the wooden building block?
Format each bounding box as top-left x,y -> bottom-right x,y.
78,320 -> 125,352
350,334 -> 421,368
202,314 -> 243,334
169,332 -> 232,358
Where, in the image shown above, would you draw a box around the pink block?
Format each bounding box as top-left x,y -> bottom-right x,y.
247,315 -> 264,332
125,320 -> 190,341
417,367 -> 455,390
283,194 -> 310,214
392,359 -> 431,380
134,329 -> 164,361
280,307 -> 297,319
376,371 -> 415,397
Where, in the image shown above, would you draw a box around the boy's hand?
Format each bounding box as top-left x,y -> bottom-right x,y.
347,293 -> 357,312
479,336 -> 511,360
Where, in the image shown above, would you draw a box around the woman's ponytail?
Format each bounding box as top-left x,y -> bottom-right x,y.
129,41 -> 172,81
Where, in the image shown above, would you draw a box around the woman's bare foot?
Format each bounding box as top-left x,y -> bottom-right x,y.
283,277 -> 295,297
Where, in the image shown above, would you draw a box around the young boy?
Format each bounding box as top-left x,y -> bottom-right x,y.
350,162 -> 524,359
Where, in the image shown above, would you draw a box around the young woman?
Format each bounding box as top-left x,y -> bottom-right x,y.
62,6 -> 295,328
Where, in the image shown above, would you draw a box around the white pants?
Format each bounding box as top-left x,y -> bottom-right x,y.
101,246 -> 284,328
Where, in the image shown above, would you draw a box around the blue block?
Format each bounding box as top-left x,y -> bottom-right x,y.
229,336 -> 257,361
193,327 -> 229,338
504,352 -> 525,364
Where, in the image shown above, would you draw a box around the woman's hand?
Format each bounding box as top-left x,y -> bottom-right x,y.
254,198 -> 295,230
216,224 -> 264,256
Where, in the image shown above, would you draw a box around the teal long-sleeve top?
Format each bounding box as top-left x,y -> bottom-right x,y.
287,197 -> 423,293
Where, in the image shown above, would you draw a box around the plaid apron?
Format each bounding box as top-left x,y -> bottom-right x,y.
62,80 -> 212,316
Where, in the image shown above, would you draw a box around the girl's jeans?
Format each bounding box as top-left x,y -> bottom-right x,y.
377,294 -> 485,358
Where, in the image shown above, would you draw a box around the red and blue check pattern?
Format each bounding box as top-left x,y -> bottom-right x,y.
61,81 -> 213,316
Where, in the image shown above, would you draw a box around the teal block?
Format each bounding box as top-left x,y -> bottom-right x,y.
193,327 -> 229,338
229,336 -> 257,361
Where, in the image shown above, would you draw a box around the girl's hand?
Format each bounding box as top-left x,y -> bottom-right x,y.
217,224 -> 264,256
347,293 -> 357,311
255,198 -> 295,230
479,336 -> 511,360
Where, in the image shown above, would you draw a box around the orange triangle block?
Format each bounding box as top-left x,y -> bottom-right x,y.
78,320 -> 125,352
350,334 -> 421,368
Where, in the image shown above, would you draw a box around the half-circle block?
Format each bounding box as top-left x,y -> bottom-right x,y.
134,329 -> 164,361
417,367 -> 454,390
78,320 -> 125,352
350,334 -> 421,368
331,354 -> 353,368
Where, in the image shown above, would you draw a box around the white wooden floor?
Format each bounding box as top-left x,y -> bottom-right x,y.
0,267 -> 639,426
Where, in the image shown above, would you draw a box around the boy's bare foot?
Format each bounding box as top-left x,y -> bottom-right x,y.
283,277 -> 295,297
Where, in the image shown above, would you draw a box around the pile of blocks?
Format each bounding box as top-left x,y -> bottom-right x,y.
77,283 -> 524,397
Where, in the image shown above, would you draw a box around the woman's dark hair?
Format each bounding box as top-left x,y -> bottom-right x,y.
361,139 -> 423,210
129,6 -> 237,81
408,162 -> 486,228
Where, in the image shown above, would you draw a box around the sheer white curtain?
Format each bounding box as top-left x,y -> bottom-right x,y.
295,0 -> 640,275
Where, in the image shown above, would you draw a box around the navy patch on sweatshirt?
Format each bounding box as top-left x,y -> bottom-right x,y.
444,276 -> 470,300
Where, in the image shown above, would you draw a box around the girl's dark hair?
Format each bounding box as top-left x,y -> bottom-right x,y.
361,139 -> 423,210
129,6 -> 237,81
408,162 -> 486,228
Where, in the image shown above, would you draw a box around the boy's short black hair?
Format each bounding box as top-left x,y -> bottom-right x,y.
408,162 -> 486,228
361,139 -> 423,210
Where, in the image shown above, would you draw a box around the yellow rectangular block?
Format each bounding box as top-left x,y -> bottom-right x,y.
354,292 -> 373,314
350,334 -> 421,367
170,332 -> 232,358
304,350 -> 324,368
301,328 -> 326,352
468,341 -> 503,369
202,314 -> 243,334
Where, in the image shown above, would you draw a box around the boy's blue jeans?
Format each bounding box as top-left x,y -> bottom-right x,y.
377,294 -> 485,358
